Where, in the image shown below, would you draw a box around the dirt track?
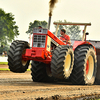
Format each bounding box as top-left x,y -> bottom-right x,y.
0,65 -> 100,100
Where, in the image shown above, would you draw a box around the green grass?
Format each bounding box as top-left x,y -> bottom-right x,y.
0,62 -> 31,71
0,62 -> 8,65
0,68 -> 10,71
0,68 -> 30,71
0,62 -> 31,65
27,69 -> 31,71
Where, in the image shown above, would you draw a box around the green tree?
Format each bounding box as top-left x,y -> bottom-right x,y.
54,20 -> 82,40
26,20 -> 48,34
0,8 -> 19,54
66,25 -> 81,40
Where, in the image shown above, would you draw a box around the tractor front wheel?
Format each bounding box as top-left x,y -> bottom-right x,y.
51,45 -> 74,80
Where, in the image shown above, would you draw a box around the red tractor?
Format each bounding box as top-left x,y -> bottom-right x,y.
8,22 -> 98,85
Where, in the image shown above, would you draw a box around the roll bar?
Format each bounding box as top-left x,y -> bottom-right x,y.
53,22 -> 91,41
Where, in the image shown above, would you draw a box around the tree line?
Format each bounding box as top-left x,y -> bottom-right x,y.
26,20 -> 82,40
0,8 -> 19,55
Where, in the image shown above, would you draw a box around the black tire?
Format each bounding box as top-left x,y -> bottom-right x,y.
51,45 -> 74,80
70,45 -> 97,85
8,40 -> 19,71
51,45 -> 62,79
11,41 -> 30,73
31,61 -> 54,82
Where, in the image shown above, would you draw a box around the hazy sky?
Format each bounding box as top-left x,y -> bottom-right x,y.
0,0 -> 100,41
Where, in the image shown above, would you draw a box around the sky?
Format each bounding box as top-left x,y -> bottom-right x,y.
0,0 -> 100,42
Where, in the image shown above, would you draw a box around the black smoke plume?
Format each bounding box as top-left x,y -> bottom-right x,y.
49,0 -> 58,16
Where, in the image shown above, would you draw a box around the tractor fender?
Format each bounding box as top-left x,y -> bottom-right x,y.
73,41 -> 96,52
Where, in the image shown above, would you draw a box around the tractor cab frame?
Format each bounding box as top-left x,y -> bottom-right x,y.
53,22 -> 91,41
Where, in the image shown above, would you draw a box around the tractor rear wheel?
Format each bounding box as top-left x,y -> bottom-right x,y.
8,40 -> 19,71
70,45 -> 97,85
51,45 -> 74,80
11,41 -> 30,73
31,61 -> 54,82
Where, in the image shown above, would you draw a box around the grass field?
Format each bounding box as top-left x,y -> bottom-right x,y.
0,68 -> 10,71
0,62 -> 30,71
0,62 -> 8,65
0,68 -> 30,71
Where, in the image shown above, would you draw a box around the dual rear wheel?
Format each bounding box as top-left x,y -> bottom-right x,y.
51,45 -> 97,85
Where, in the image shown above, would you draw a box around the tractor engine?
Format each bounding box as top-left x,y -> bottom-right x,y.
23,26 -> 66,64
25,28 -> 52,64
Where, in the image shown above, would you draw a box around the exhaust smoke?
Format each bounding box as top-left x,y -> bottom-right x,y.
49,0 -> 58,17
48,0 -> 58,30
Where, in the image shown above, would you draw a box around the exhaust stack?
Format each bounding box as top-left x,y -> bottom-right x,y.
48,16 -> 51,30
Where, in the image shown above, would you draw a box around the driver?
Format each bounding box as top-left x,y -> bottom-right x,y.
60,29 -> 71,44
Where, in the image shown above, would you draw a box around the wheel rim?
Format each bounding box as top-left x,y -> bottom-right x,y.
64,54 -> 71,72
22,49 -> 27,66
86,55 -> 94,80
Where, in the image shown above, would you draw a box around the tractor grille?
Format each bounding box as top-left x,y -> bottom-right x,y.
33,35 -> 46,47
